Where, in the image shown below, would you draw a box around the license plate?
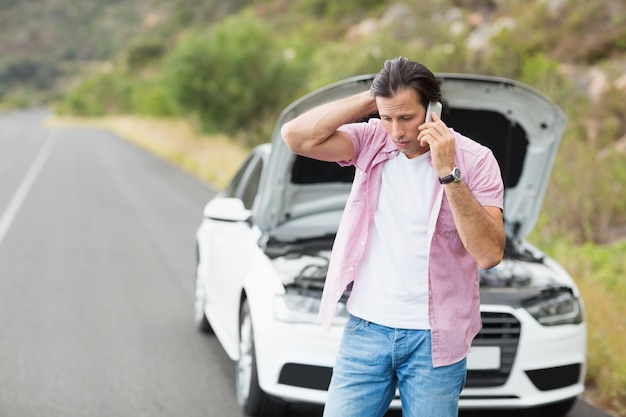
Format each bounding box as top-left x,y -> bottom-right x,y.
467,346 -> 501,370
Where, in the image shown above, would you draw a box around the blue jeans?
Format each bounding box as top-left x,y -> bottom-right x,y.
323,315 -> 467,417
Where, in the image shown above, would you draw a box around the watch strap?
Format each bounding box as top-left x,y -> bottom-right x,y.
439,167 -> 462,184
438,174 -> 455,184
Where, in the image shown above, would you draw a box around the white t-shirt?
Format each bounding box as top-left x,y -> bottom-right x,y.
347,151 -> 436,329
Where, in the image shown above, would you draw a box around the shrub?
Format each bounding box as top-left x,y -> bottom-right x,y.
125,40 -> 166,73
130,78 -> 177,117
291,0 -> 386,22
0,57 -> 61,90
162,12 -> 308,143
57,71 -> 132,116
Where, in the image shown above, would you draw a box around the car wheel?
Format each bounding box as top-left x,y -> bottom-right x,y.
194,277 -> 212,332
194,272 -> 213,333
236,299 -> 286,416
194,246 -> 213,333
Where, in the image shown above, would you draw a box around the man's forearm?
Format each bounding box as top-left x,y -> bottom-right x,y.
281,91 -> 376,156
444,181 -> 505,269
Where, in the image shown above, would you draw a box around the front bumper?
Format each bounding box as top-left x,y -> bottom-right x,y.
250,301 -> 586,411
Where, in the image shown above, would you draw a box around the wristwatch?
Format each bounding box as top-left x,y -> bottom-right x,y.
439,167 -> 462,184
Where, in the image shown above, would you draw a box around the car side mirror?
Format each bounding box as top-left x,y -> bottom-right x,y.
203,198 -> 251,223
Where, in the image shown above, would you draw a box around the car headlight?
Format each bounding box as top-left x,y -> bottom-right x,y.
522,287 -> 583,326
273,293 -> 348,325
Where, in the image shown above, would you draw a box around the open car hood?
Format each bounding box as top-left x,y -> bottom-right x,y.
255,74 -> 565,241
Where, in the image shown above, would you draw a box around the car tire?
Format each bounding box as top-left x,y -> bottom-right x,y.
236,299 -> 286,416
194,246 -> 213,333
194,281 -> 212,333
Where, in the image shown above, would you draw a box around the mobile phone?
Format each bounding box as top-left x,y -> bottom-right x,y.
425,101 -> 442,122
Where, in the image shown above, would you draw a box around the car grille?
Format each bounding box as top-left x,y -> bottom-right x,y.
278,312 -> 522,391
465,312 -> 521,388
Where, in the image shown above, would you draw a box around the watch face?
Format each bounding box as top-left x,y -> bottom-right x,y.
452,167 -> 462,181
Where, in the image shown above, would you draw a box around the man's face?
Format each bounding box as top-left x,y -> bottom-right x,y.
376,87 -> 429,159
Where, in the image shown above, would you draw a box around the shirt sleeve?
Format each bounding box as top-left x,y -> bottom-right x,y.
467,147 -> 505,210
336,123 -> 364,167
337,119 -> 387,171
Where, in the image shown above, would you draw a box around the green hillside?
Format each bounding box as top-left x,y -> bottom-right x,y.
0,0 -> 249,105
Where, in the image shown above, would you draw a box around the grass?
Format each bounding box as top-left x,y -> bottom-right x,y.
46,114 -> 626,416
542,239 -> 626,415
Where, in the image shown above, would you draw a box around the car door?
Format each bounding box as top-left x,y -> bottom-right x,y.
204,152 -> 265,350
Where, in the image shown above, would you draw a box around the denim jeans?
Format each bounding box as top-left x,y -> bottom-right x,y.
323,315 -> 467,417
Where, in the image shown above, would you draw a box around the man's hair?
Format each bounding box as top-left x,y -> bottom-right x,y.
370,57 -> 441,108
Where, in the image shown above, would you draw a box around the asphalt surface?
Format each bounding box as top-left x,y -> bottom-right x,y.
0,110 -> 614,417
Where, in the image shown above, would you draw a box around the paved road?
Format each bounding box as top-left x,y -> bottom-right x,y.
0,110 -> 613,417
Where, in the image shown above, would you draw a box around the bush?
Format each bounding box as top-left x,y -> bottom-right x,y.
0,57 -> 61,89
125,40 -> 166,73
162,12 -> 308,143
57,71 -> 132,116
130,78 -> 177,116
291,0 -> 386,22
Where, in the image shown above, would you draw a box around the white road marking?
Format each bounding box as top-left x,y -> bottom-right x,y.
0,133 -> 57,248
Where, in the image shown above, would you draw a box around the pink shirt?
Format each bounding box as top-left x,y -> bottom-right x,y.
318,118 -> 504,367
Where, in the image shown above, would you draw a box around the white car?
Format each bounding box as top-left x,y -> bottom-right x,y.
194,74 -> 586,416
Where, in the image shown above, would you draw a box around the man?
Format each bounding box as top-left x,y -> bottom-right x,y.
281,57 -> 505,417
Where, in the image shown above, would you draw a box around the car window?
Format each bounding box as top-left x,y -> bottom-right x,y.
239,158 -> 263,209
223,154 -> 256,198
